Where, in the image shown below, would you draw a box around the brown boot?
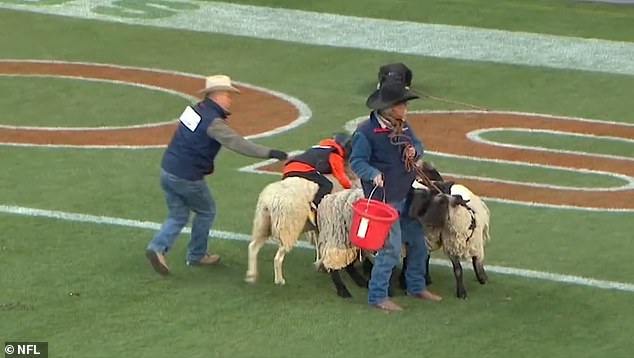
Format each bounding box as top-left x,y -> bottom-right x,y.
146,249 -> 169,275
371,299 -> 403,312
410,290 -> 443,302
187,254 -> 221,266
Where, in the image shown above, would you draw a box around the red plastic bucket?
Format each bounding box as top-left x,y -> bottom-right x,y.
349,197 -> 399,251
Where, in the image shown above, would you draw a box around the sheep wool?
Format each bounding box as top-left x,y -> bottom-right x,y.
429,193 -> 490,261
252,177 -> 319,251
315,188 -> 365,270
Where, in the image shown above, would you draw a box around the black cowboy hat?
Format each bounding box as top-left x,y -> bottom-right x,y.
366,78 -> 420,111
377,63 -> 413,89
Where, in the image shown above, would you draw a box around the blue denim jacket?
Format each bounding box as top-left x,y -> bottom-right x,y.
349,112 -> 424,202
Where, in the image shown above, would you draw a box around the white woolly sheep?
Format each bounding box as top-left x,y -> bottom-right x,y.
245,177 -> 319,285
311,188 -> 369,298
245,172 -> 357,286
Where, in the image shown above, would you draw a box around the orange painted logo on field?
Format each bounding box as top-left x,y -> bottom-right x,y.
0,60 -> 303,147
406,111 -> 634,210
245,111 -> 634,211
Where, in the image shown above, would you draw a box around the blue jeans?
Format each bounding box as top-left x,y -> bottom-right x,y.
147,169 -> 216,263
368,199 -> 429,305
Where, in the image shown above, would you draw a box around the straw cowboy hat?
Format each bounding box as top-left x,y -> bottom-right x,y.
366,78 -> 420,110
199,75 -> 241,94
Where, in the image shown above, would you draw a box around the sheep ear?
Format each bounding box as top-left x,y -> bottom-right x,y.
452,195 -> 470,206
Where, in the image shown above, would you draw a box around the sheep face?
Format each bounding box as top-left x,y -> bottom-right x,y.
432,181 -> 454,195
422,193 -> 470,224
422,194 -> 451,228
408,187 -> 434,219
407,180 -> 454,221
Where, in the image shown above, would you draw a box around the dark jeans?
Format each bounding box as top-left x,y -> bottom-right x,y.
283,171 -> 333,206
147,169 -> 216,263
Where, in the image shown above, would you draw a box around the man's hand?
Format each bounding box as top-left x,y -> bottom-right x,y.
373,173 -> 384,188
269,149 -> 288,161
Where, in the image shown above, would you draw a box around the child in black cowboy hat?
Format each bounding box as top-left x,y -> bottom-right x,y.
350,74 -> 442,312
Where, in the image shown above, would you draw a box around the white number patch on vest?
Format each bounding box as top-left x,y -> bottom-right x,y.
179,106 -> 201,132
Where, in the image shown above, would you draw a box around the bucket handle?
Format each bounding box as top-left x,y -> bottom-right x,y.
366,185 -> 386,210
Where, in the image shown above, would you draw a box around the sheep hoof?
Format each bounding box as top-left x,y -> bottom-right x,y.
477,272 -> 488,285
337,290 -> 352,298
275,278 -> 286,285
244,274 -> 257,284
456,291 -> 468,300
314,262 -> 327,273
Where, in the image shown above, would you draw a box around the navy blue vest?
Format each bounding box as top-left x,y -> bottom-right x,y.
357,113 -> 418,203
161,98 -> 226,181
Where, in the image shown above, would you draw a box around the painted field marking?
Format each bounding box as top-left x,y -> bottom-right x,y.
0,59 -> 312,147
239,110 -> 634,211
238,158 -> 634,212
468,127 -> 634,163
1,1 -> 634,76
1,204 -> 633,294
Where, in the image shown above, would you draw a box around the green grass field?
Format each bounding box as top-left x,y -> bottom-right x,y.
1,1 -> 633,357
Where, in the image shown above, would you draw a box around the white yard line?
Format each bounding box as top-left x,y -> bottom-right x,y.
0,1 -> 633,76
1,203 -> 633,293
467,127 -> 634,163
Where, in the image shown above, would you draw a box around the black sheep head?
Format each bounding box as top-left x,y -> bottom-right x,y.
422,194 -> 451,228
408,179 -> 455,221
421,161 -> 445,182
451,194 -> 470,207
408,186 -> 433,219
431,180 -> 454,194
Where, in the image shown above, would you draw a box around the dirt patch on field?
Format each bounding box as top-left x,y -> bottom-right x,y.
0,61 -> 298,146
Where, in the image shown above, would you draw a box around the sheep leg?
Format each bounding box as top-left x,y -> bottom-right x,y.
345,262 -> 368,288
245,211 -> 270,283
362,256 -> 374,277
388,269 -> 397,297
273,247 -> 289,285
472,256 -> 488,284
330,269 -> 352,298
424,254 -> 433,285
305,231 -> 322,269
245,239 -> 264,283
398,256 -> 408,291
450,256 -> 467,299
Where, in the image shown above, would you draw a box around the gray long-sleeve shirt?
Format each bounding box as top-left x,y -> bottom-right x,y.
206,119 -> 271,159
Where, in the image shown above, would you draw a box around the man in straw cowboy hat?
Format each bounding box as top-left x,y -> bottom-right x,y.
350,75 -> 442,312
146,75 -> 288,275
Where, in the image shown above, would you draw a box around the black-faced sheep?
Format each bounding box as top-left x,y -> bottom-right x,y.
407,183 -> 492,299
